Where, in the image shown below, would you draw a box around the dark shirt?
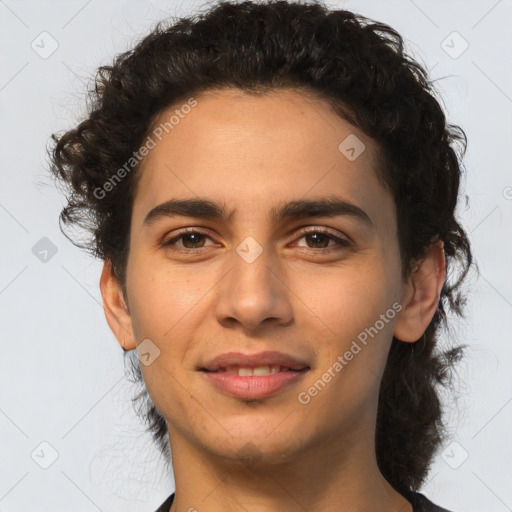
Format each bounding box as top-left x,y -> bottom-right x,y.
154,488 -> 454,511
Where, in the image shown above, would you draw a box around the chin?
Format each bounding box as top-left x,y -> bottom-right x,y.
200,420 -> 309,466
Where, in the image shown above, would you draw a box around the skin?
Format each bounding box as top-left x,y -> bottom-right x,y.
100,88 -> 446,512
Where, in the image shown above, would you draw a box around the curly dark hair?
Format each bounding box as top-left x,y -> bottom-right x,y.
47,0 -> 474,496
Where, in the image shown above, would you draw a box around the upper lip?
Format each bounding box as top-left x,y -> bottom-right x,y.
200,351 -> 310,371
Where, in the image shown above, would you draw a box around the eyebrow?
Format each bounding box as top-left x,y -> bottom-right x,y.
143,197 -> 373,228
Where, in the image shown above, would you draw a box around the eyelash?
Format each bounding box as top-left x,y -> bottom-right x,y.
161,227 -> 351,254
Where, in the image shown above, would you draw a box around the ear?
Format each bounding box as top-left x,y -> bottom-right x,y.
99,259 -> 137,350
393,240 -> 446,343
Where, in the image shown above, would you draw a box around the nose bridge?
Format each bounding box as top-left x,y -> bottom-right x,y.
232,235 -> 275,292
214,234 -> 293,329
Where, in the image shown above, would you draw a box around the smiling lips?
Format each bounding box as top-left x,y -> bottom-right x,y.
199,350 -> 310,399
210,364 -> 293,376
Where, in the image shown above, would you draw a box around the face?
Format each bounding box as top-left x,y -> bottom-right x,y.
121,88 -> 408,464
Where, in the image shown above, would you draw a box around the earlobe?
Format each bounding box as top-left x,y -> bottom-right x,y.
393,240 -> 446,343
99,259 -> 137,351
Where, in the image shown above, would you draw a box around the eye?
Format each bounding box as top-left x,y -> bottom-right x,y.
161,229 -> 215,253
292,228 -> 351,253
162,227 -> 350,255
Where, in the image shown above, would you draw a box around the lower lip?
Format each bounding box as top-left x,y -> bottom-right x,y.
201,369 -> 309,400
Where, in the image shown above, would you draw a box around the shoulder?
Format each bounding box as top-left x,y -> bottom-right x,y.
153,491 -> 457,512
154,492 -> 175,512
404,490 -> 456,512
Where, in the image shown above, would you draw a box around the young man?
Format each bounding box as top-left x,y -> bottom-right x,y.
48,1 -> 472,511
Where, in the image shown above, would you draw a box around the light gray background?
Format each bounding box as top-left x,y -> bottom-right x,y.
1,0 -> 511,510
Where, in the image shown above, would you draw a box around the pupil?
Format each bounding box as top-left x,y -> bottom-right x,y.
185,233 -> 203,248
309,233 -> 328,248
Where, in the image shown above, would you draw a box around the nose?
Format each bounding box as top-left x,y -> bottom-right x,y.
214,243 -> 294,332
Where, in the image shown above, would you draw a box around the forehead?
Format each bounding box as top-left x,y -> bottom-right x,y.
131,88 -> 393,228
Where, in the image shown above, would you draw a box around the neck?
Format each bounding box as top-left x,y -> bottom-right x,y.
167,424 -> 412,512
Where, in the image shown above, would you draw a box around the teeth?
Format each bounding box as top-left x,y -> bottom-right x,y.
253,366 -> 271,376
222,365 -> 287,376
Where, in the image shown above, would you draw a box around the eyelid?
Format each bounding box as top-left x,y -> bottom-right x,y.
291,226 -> 351,247
161,226 -> 351,252
161,227 -> 218,248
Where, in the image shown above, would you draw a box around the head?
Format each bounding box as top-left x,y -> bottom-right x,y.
48,0 -> 472,495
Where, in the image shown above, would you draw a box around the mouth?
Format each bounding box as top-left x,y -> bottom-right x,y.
198,352 -> 311,400
202,365 -> 307,376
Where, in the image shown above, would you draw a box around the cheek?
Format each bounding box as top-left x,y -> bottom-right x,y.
291,257 -> 398,338
125,254 -> 215,387
290,255 -> 400,406
126,255 -> 208,340
125,263 -> 205,424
